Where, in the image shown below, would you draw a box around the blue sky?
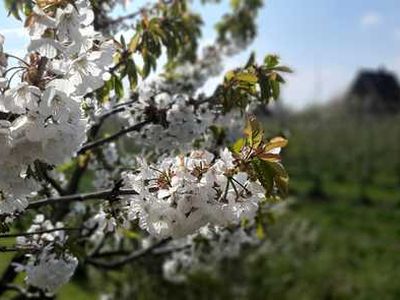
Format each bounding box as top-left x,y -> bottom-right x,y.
1,0 -> 400,109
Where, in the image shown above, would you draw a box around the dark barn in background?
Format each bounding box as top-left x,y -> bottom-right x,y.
347,69 -> 400,115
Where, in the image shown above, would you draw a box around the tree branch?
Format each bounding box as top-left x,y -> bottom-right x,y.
27,188 -> 138,210
0,227 -> 81,239
78,120 -> 149,155
89,97 -> 138,138
0,247 -> 21,253
41,167 -> 66,195
86,238 -> 171,269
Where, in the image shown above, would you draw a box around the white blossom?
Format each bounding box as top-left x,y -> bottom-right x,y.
3,83 -> 41,114
23,252 -> 78,293
0,0 -> 113,223
14,216 -> 78,294
123,149 -> 266,239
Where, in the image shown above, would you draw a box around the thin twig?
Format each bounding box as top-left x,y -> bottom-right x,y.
0,227 -> 81,239
0,247 -> 20,253
86,238 -> 171,269
27,188 -> 138,210
2,284 -> 37,298
4,53 -> 29,66
41,168 -> 66,195
2,66 -> 25,77
78,120 -> 150,154
89,96 -> 139,139
105,10 -> 142,26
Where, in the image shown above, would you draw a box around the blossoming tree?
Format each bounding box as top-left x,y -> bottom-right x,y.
0,0 -> 291,298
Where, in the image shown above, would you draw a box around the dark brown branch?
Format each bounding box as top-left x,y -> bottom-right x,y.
0,247 -> 20,253
78,120 -> 149,154
2,284 -> 28,297
94,243 -> 190,259
0,227 -> 81,239
65,99 -> 141,197
4,53 -> 29,66
27,189 -> 138,210
103,1 -> 164,28
92,250 -> 130,258
86,238 -> 171,269
88,96 -> 139,140
41,168 -> 65,195
104,10 -> 142,26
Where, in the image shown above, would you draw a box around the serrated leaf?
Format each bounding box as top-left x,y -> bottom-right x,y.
127,60 -> 138,90
121,229 -> 141,240
268,161 -> 288,178
258,153 -> 281,163
264,137 -> 288,152
252,158 -> 274,195
231,138 -> 246,154
259,73 -> 270,103
275,174 -> 289,196
264,55 -> 279,68
272,66 -> 293,73
128,32 -> 141,52
245,52 -> 256,68
225,70 -> 236,82
256,221 -> 265,239
271,79 -> 280,100
113,75 -> 124,99
235,72 -> 258,85
244,115 -> 264,148
252,158 -> 289,197
120,35 -> 126,48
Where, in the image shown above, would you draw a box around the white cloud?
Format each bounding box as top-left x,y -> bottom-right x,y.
360,12 -> 382,27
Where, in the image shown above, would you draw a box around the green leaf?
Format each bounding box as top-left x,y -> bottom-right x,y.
244,115 -> 264,148
275,174 -> 289,196
256,221 -> 265,239
252,158 -> 289,197
128,32 -> 141,52
252,158 -> 274,195
235,72 -> 258,85
127,60 -> 138,90
113,75 -> 124,99
120,35 -> 126,48
264,55 -> 280,68
230,0 -> 240,9
245,52 -> 256,68
225,70 -> 236,82
122,229 -> 141,240
271,79 -> 280,100
5,0 -> 21,20
272,66 -> 293,73
259,73 -> 270,103
231,138 -> 246,154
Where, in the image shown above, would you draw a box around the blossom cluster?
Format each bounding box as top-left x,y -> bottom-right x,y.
124,89 -> 213,152
0,0 -> 113,217
123,148 -> 265,239
14,215 -> 78,294
162,226 -> 259,282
